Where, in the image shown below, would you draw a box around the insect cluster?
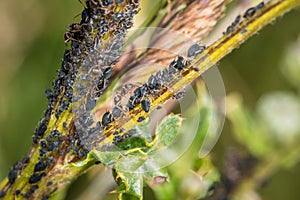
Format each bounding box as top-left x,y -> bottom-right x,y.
96,43 -> 205,147
1,0 -> 140,199
223,1 -> 265,36
72,0 -> 139,151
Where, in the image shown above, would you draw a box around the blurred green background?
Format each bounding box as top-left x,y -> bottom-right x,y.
0,0 -> 300,199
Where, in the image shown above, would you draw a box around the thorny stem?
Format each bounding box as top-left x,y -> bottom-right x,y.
0,0 -> 300,199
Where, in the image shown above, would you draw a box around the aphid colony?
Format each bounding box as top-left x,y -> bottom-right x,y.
1,0 -> 140,199
96,44 -> 205,147
49,0 -> 138,158
72,0 -> 139,151
56,0 -> 139,165
223,1 -> 265,36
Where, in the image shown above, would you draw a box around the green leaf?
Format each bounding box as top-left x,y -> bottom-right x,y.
116,136 -> 149,151
150,114 -> 182,152
110,114 -> 182,199
113,169 -> 144,200
91,150 -> 122,166
135,118 -> 153,143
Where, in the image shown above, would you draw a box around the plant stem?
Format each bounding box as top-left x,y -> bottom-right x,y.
0,0 -> 299,199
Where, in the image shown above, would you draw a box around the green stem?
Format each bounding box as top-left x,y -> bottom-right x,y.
0,0 -> 299,199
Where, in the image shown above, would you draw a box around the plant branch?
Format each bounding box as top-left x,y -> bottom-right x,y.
0,0 -> 299,199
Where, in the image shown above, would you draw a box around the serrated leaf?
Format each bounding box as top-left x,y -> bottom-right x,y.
113,169 -> 144,200
109,114 -> 182,199
151,114 -> 182,151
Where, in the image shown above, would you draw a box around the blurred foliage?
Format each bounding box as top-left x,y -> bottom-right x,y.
1,0 -> 300,199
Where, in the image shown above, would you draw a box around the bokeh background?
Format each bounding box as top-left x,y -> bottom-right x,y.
0,0 -> 300,199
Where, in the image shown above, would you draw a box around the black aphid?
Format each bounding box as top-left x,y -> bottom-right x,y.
103,0 -> 114,6
47,182 -> 53,186
35,123 -> 47,137
223,14 -> 242,36
112,107 -> 121,118
102,111 -> 112,127
141,99 -> 151,112
86,98 -> 96,111
241,29 -> 248,34
47,140 -> 61,152
97,79 -> 109,92
187,44 -> 206,57
233,15 -> 241,26
161,68 -> 169,83
137,116 -> 145,122
65,90 -> 73,99
29,173 -> 43,184
34,160 -> 46,172
7,161 -> 23,185
40,140 -> 47,149
224,25 -> 234,35
98,18 -> 108,26
174,91 -> 186,99
39,149 -> 47,157
256,1 -> 265,9
45,88 -> 53,99
127,100 -> 135,111
8,169 -> 17,185
148,75 -> 160,89
81,8 -> 91,23
113,135 -> 123,144
140,84 -> 149,96
127,96 -> 140,110
25,185 -> 39,198
243,7 -> 256,18
99,26 -> 109,35
70,23 -> 81,32
113,131 -> 119,135
103,67 -> 113,79
156,105 -> 162,110
134,87 -> 142,98
61,60 -> 71,72
169,60 -> 177,74
112,12 -> 125,20
175,56 -> 185,70
61,100 -> 70,110
49,130 -> 61,138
